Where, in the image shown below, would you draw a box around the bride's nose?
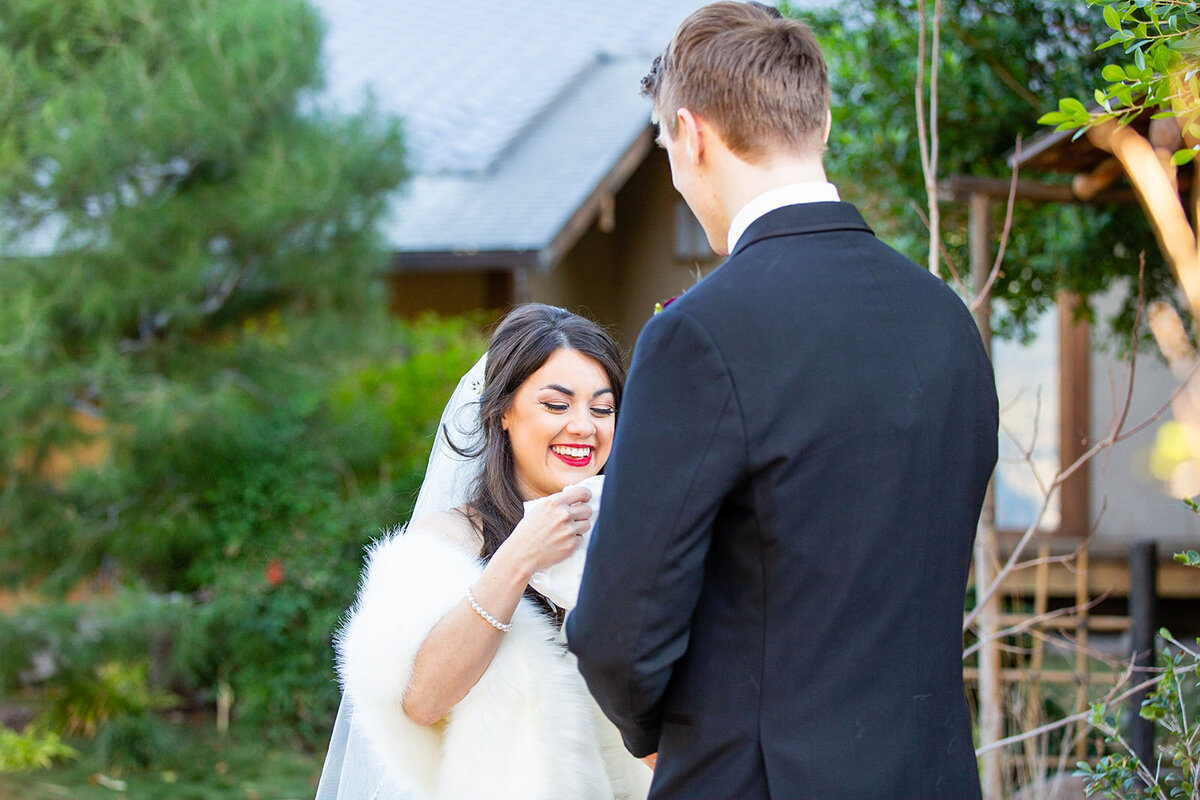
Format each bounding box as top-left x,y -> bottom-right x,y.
564,409 -> 597,437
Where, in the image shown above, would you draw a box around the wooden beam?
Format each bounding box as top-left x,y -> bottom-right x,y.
938,175 -> 1137,205
972,556 -> 1200,599
1072,157 -> 1124,201
390,249 -> 538,273
965,668 -> 1123,684
1087,121 -> 1200,319
996,612 -> 1130,632
540,126 -> 655,272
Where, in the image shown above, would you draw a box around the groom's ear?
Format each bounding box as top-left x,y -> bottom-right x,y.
677,107 -> 704,164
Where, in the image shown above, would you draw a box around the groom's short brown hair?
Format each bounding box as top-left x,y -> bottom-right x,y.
642,1 -> 830,161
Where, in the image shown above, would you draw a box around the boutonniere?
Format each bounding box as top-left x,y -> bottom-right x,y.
653,295 -> 680,315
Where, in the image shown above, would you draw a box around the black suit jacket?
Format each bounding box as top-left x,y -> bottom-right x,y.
567,202 -> 997,800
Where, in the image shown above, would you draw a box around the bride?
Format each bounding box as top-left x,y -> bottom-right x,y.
315,304 -> 652,800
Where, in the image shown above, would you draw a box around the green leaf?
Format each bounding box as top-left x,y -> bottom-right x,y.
1173,547 -> 1200,564
1102,64 -> 1127,82
1039,110 -> 1071,125
1060,97 -> 1088,116
1104,2 -> 1122,30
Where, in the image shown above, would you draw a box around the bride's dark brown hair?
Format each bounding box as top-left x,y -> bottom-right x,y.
452,304 -> 626,573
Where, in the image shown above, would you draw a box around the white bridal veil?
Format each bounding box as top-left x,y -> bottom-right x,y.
314,354 -> 488,800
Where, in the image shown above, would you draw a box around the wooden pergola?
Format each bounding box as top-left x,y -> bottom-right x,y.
941,110 -> 1197,798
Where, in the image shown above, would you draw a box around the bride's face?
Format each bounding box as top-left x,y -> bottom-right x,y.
501,348 -> 616,500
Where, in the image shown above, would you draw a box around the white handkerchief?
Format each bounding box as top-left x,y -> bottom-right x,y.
525,474 -> 604,610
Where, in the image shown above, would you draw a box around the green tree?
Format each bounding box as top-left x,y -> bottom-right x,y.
1040,0 -> 1200,357
0,0 -> 491,744
0,0 -> 405,586
798,0 -> 1168,341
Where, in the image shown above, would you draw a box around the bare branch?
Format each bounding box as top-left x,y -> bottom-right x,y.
1104,254 -> 1148,475
969,135 -> 1021,313
913,0 -> 943,274
910,200 -> 967,291
963,592 -> 1108,660
975,666 -> 1164,756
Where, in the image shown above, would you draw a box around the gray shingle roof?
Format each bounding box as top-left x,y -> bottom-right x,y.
308,0 -> 715,263
313,0 -> 709,175
380,55 -> 654,259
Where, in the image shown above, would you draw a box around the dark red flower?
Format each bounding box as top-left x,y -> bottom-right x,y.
265,559 -> 285,587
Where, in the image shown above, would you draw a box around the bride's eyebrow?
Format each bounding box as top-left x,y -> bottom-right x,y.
540,384 -> 614,398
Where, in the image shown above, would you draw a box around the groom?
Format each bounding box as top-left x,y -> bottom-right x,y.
566,3 -> 998,798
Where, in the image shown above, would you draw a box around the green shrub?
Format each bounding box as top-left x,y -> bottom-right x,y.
94,712 -> 174,772
0,725 -> 78,772
46,661 -> 176,739
0,314 -> 487,748
1077,501 -> 1200,799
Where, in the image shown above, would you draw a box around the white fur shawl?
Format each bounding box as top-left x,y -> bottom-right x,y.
336,524 -> 650,800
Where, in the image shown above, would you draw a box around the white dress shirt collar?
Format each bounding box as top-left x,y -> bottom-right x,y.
726,182 -> 841,254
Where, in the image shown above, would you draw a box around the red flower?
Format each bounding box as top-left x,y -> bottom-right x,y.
265,559 -> 285,587
653,296 -> 679,315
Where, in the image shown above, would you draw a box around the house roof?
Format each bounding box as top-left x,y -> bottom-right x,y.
310,0 -> 829,272
7,1 -> 834,263
308,0 -> 714,271
379,54 -> 656,269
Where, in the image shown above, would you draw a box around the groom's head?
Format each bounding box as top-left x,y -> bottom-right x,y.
642,1 -> 830,164
643,1 -> 831,254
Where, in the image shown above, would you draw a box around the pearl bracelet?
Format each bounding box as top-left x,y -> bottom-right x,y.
465,586 -> 513,633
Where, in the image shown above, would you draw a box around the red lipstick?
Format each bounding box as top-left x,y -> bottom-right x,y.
551,445 -> 594,467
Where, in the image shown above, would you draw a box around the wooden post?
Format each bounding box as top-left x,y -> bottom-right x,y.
1129,541 -> 1158,765
1022,545 -> 1051,775
1075,548 -> 1091,760
969,191 -> 1004,800
1058,292 -> 1091,540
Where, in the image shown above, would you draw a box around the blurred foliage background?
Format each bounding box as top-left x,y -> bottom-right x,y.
0,0 -> 485,795
803,0 -> 1170,346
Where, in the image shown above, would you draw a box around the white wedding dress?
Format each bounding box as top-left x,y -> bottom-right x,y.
314,355 -> 651,800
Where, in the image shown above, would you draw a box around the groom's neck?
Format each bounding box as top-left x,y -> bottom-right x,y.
706,146 -> 830,247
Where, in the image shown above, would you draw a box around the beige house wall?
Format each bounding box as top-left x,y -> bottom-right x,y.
385,148 -> 721,353
524,221 -> 620,341
525,148 -> 721,351
388,270 -> 510,318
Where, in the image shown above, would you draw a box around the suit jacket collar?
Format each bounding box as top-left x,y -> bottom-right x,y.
729,201 -> 874,258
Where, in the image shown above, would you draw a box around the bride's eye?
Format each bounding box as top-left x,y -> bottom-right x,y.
591,406 -> 615,417
540,401 -> 569,412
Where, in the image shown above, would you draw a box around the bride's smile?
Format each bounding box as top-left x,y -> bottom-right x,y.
502,347 -> 616,500
551,443 -> 594,466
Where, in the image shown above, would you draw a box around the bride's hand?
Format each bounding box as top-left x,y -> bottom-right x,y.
501,485 -> 592,576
